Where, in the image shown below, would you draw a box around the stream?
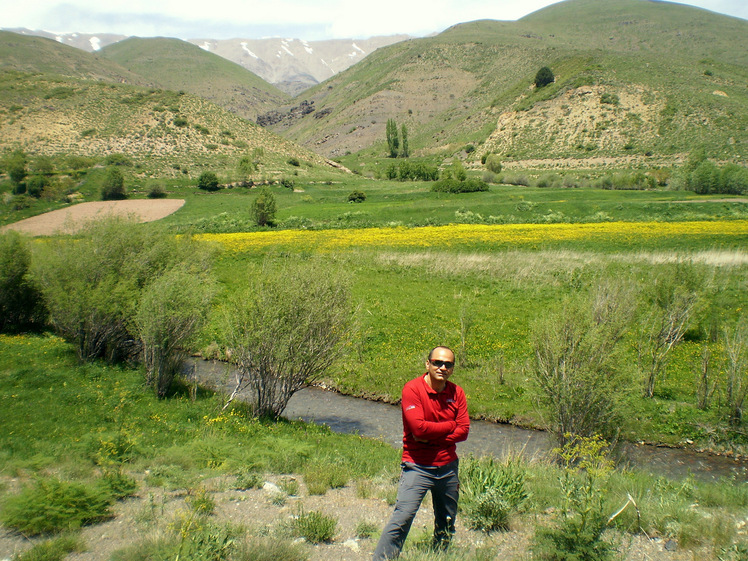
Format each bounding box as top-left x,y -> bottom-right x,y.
190,359 -> 748,483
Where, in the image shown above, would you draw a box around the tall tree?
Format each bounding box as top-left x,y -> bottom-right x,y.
386,119 -> 399,158
401,124 -> 409,158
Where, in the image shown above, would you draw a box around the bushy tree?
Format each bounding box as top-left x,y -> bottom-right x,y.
31,217 -> 212,363
101,167 -> 127,200
135,268 -> 214,397
0,232 -> 47,333
4,150 -> 28,194
197,171 -> 220,191
534,66 -> 555,88
250,188 -> 277,226
530,282 -> 635,446
485,154 -> 503,174
222,259 -> 355,417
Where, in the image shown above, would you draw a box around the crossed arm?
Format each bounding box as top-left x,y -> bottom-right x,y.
402,386 -> 469,445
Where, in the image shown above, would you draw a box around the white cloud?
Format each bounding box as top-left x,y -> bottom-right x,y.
3,0 -> 746,39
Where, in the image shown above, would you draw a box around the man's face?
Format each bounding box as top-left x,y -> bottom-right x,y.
425,347 -> 455,387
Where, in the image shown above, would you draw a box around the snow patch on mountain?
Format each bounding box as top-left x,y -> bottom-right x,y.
240,42 -> 258,59
89,37 -> 101,51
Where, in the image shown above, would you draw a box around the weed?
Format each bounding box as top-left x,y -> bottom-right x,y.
355,519 -> 379,539
232,536 -> 309,561
1,477 -> 112,535
292,509 -> 337,543
278,477 -> 300,496
12,533 -> 85,561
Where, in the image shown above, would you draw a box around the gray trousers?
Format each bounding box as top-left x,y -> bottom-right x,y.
372,460 -> 459,561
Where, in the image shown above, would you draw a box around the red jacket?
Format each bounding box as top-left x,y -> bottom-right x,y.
401,374 -> 470,466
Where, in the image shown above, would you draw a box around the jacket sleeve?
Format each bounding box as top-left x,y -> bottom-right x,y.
441,387 -> 469,444
402,382 -> 456,440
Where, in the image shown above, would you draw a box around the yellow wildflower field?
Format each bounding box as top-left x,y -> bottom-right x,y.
196,220 -> 748,252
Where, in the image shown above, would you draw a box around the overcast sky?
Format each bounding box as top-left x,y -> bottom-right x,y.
4,0 -> 747,41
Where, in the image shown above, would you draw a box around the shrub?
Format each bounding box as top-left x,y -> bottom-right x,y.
0,477 -> 113,535
26,175 -> 48,198
104,153 -> 132,167
431,178 -> 489,193
280,177 -> 295,190
303,462 -> 349,495
197,171 -> 220,191
600,92 -> 620,105
0,231 -> 47,333
222,258 -> 354,417
31,216 -> 212,363
292,509 -> 337,543
287,157 -> 301,167
101,167 -> 127,200
173,117 -> 188,127
348,190 -> 366,203
534,66 -> 555,88
12,534 -> 85,561
4,149 -> 28,188
460,456 -> 528,532
147,184 -> 167,199
485,154 -> 502,174
530,282 -> 635,446
135,268 -> 214,397
250,188 -> 277,226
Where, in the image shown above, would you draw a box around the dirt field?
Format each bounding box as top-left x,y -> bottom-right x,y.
0,199 -> 186,236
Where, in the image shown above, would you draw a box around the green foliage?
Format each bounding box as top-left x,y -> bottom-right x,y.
460,456 -> 528,532
386,160 -> 439,181
135,268 -> 214,397
31,217 -> 211,363
303,461 -> 349,495
11,533 -> 84,561
101,167 -> 127,200
0,477 -> 113,535
401,123 -> 409,158
0,232 -> 47,333
599,92 -> 619,105
222,258 -> 354,417
147,184 -> 167,198
287,157 -> 301,167
250,188 -> 277,227
197,171 -> 220,192
237,155 -> 258,177
355,519 -> 379,539
347,190 -> 366,203
534,66 -> 555,88
292,509 -> 337,543
530,282 -> 635,445
484,154 -> 502,174
104,153 -> 132,167
533,435 -> 615,561
386,118 -> 400,158
431,178 -> 489,193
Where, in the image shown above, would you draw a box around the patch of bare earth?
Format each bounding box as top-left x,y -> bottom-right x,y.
0,199 -> 186,236
0,475 -> 703,561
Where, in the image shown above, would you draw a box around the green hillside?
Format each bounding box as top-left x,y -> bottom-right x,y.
268,0 -> 747,166
100,37 -> 289,120
0,31 -> 147,84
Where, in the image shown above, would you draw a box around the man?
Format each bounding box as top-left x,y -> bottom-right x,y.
372,346 -> 470,560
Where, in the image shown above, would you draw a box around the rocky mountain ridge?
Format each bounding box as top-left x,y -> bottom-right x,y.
2,28 -> 408,95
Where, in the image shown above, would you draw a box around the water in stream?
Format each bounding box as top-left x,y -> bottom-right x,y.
191,359 -> 748,483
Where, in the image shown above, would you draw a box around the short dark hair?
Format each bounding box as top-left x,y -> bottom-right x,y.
428,346 -> 455,360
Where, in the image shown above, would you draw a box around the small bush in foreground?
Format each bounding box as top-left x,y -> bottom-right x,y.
0,477 -> 112,536
292,509 -> 337,543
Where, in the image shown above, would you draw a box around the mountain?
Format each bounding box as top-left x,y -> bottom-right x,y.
187,36 -> 410,96
0,32 -> 337,178
0,31 -> 145,84
3,28 -> 409,96
99,37 -> 289,121
261,0 -> 747,165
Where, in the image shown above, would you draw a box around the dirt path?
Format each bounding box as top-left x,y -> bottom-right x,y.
0,199 -> 186,236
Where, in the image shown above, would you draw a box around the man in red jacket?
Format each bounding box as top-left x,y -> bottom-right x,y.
372,346 -> 470,560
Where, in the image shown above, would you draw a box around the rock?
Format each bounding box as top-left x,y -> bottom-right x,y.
343,538 -> 360,552
664,539 -> 677,551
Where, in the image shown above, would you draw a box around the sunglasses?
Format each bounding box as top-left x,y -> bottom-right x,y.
430,359 -> 454,369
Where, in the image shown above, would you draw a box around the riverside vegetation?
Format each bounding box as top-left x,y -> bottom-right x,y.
2,0 -> 748,557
